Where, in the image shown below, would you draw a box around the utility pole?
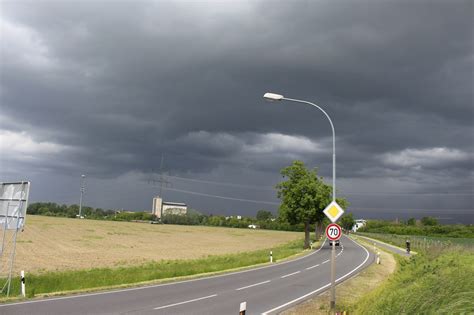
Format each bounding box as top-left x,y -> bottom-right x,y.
158,153 -> 165,219
78,174 -> 86,218
148,154 -> 171,219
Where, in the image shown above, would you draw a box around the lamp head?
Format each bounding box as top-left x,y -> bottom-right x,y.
263,92 -> 284,101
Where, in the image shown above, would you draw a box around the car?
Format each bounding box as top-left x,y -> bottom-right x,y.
329,239 -> 340,246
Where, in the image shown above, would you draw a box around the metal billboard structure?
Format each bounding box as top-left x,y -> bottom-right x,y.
0,182 -> 30,297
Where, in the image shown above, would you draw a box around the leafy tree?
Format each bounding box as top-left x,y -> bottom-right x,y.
407,218 -> 416,226
340,213 -> 355,231
276,161 -> 335,249
256,210 -> 273,221
421,216 -> 438,226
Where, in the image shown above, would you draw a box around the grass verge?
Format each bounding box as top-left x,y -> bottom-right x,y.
353,246 -> 474,314
285,236 -> 474,314
1,238 -> 312,301
282,237 -> 397,315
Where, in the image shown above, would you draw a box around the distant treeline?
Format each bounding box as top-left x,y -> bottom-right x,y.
358,218 -> 474,238
161,212 -> 304,231
27,203 -> 304,231
27,202 -> 154,221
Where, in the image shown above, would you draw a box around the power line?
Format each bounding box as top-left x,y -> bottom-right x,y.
163,175 -> 275,191
349,207 -> 473,213
162,186 -> 473,212
162,187 -> 280,205
342,192 -> 474,196
163,174 -> 473,196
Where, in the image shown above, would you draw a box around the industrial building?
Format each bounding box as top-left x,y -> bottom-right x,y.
152,196 -> 187,219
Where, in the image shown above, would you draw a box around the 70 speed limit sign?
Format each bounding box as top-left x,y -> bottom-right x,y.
325,223 -> 342,241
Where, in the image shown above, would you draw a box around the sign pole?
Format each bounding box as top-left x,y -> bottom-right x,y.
325,222 -> 342,314
330,241 -> 336,311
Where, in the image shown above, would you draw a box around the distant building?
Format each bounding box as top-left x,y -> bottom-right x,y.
152,196 -> 187,219
352,219 -> 367,232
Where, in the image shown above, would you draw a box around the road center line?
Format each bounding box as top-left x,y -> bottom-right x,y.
153,294 -> 217,310
322,259 -> 330,264
281,271 -> 301,278
305,264 -> 320,270
235,280 -> 271,291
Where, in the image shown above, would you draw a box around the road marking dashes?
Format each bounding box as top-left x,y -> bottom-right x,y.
281,271 -> 301,278
235,280 -> 271,291
154,294 -> 217,310
305,264 -> 320,270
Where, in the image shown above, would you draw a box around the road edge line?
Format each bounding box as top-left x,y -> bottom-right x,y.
261,236 -> 371,315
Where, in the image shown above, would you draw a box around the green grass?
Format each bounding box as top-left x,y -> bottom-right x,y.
2,238 -> 307,298
353,246 -> 474,314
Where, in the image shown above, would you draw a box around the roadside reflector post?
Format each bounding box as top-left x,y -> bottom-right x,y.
239,301 -> 247,315
376,251 -> 380,264
20,270 -> 25,297
270,251 -> 273,263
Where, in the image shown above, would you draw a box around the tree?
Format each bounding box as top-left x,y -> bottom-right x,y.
256,210 -> 273,221
421,216 -> 438,226
276,161 -> 334,249
407,217 -> 416,226
340,212 -> 355,231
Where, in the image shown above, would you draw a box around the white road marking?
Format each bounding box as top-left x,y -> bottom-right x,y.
280,271 -> 301,278
153,294 -> 217,310
262,237 -> 371,315
322,259 -> 330,264
305,264 -> 320,270
336,245 -> 344,257
235,280 -> 271,291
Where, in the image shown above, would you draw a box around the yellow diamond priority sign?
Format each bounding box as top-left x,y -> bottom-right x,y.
323,201 -> 344,223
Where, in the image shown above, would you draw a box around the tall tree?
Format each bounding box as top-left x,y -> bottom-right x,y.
276,161 -> 333,249
256,210 -> 273,221
340,212 -> 355,231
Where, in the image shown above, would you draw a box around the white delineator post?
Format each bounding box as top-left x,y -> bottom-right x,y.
376,251 -> 381,265
270,251 -> 273,263
21,270 -> 25,297
239,301 -> 247,315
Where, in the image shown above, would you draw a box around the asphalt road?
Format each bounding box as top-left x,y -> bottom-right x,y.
0,235 -> 373,315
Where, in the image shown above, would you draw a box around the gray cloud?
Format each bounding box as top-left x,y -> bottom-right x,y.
1,0 -> 473,222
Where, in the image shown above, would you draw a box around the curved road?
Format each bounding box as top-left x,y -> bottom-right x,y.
1,236 -> 373,315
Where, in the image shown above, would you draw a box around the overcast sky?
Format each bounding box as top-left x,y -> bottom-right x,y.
1,0 -> 473,223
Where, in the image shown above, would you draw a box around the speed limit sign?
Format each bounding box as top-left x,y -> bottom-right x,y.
325,223 -> 342,241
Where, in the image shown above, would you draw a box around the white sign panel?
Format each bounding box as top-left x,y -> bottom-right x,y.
0,182 -> 30,230
323,201 -> 344,223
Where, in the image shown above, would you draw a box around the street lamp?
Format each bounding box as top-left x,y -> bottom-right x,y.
263,92 -> 338,311
78,174 -> 86,219
263,93 -> 336,202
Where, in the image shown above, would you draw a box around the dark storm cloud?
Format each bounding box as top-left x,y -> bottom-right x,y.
1,0 -> 472,221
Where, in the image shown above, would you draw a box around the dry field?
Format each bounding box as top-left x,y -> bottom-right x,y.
12,216 -> 301,274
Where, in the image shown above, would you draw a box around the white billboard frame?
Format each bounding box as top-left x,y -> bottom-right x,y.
0,181 -> 30,297
0,182 -> 30,230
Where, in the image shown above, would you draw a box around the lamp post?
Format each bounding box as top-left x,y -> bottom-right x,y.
263,92 -> 338,312
78,174 -> 86,218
